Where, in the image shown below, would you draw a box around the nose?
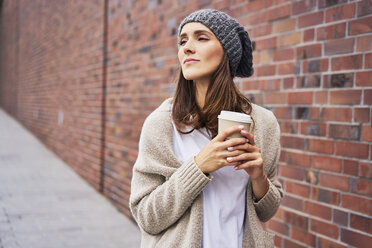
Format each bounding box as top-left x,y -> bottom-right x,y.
183,40 -> 195,54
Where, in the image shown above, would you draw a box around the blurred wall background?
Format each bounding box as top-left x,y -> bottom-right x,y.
0,0 -> 371,247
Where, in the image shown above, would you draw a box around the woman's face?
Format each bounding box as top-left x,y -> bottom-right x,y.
178,22 -> 224,83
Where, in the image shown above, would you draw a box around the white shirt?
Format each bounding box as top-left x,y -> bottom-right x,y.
172,123 -> 249,248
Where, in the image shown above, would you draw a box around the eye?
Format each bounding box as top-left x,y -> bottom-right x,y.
179,39 -> 187,46
198,37 -> 209,41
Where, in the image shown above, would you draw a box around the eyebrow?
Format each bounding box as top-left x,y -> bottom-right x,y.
179,29 -> 213,38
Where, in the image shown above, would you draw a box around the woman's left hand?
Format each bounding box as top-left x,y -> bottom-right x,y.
226,129 -> 270,200
227,129 -> 264,180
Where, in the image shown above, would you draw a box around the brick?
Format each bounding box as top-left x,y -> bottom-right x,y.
273,48 -> 295,62
315,91 -> 328,104
248,93 -> 264,105
323,73 -> 353,88
298,11 -> 323,28
319,0 -> 347,8
242,79 -> 259,91
252,53 -> 268,66
300,122 -> 326,136
316,237 -> 347,248
267,4 -> 291,22
351,177 -> 372,196
329,124 -> 360,140
273,18 -> 296,34
285,181 -> 310,198
278,62 -> 296,75
281,135 -> 305,150
303,28 -> 314,42
322,107 -> 352,122
280,164 -> 305,181
324,2 -> 355,22
349,16 -> 372,35
330,90 -> 361,105
283,238 -> 307,248
361,125 -> 372,141
255,37 -> 277,50
274,235 -> 282,248
265,92 -> 287,104
356,71 -> 372,87
317,22 -> 346,40
360,162 -> 372,179
319,172 -> 349,192
284,151 -> 311,168
291,226 -> 316,247
306,170 -> 318,184
333,209 -> 348,226
355,107 -> 370,123
297,74 -> 321,88
331,54 -> 363,71
259,79 -> 281,91
296,44 -> 322,59
366,53 -> 372,68
250,23 -> 272,38
356,35 -> 372,52
283,77 -> 294,89
282,194 -> 304,211
350,213 -> 372,234
292,0 -> 316,15
304,201 -> 332,220
365,89 -> 372,105
342,194 -> 372,215
283,210 -> 309,230
341,228 -> 372,247
268,219 -> 290,236
273,107 -> 292,119
278,32 -> 302,47
307,138 -> 334,154
313,155 -> 342,172
357,0 -> 372,17
311,187 -> 340,205
279,120 -> 298,134
256,65 -> 276,76
288,91 -> 313,105
343,159 -> 359,176
324,38 -> 354,56
336,141 -> 369,159
303,58 -> 328,73
310,218 -> 338,239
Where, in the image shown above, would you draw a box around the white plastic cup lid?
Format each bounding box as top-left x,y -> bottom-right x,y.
218,110 -> 252,123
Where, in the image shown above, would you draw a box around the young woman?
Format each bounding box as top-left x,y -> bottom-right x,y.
130,9 -> 283,248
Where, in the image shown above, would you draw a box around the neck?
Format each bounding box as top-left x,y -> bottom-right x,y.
194,78 -> 210,109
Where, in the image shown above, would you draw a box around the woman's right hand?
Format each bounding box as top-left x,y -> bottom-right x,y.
194,125 -> 248,174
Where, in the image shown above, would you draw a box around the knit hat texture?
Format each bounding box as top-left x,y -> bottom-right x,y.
178,9 -> 254,78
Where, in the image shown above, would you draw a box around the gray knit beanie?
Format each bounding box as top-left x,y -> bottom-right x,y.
178,9 -> 254,78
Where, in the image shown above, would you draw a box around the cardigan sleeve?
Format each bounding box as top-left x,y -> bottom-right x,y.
252,111 -> 283,222
129,111 -> 211,235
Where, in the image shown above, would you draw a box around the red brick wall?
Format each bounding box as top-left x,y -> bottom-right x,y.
1,0 -> 371,247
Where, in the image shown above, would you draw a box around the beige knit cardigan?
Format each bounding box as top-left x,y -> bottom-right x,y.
130,98 -> 283,248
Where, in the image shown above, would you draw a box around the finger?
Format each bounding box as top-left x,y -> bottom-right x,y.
223,137 -> 247,149
234,158 -> 263,170
215,125 -> 245,142
226,152 -> 259,163
222,149 -> 245,158
240,130 -> 255,145
228,143 -> 258,152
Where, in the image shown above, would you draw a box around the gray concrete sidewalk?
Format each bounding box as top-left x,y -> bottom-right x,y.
0,109 -> 141,248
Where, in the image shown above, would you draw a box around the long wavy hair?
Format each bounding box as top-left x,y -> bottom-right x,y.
172,52 -> 253,138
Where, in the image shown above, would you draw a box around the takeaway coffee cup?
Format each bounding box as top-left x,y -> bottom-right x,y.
218,110 -> 253,139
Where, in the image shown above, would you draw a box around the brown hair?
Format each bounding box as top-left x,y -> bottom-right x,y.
172,53 -> 253,138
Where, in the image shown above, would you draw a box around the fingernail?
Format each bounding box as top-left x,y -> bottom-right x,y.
234,166 -> 239,170
241,130 -> 248,134
246,139 -> 250,143
227,157 -> 233,162
238,125 -> 244,129
227,147 -> 233,151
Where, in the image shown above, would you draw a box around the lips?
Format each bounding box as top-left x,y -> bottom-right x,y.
184,58 -> 200,64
